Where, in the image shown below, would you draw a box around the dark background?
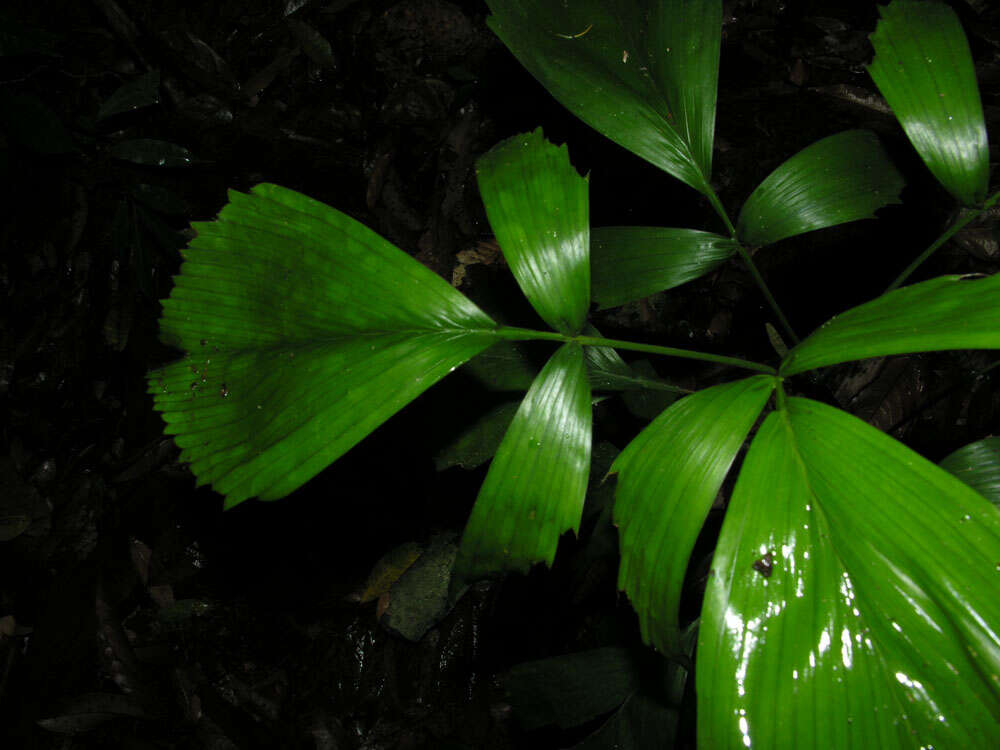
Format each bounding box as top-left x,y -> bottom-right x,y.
1,0 -> 998,747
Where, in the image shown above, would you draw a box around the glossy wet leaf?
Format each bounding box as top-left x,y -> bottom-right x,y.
940,437 -> 1000,506
591,227 -> 738,309
485,0 -> 722,195
611,375 -> 774,653
868,0 -> 989,206
781,274 -> 1000,376
736,130 -> 904,248
97,70 -> 161,121
699,398 -> 1000,748
109,138 -> 193,167
455,343 -> 591,580
477,129 -> 590,334
148,183 -> 498,508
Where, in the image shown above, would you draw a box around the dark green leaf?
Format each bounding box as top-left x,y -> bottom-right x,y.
460,340 -> 538,391
868,0 -> 989,206
736,130 -> 904,248
455,342 -> 591,579
434,401 -> 520,471
940,437 -> 1000,506
781,274 -> 1000,376
505,647 -> 641,730
109,139 -> 193,167
477,129 -> 590,334
620,360 -> 682,420
611,375 -> 775,653
699,398 -> 1000,748
149,184 -> 498,508
485,0 -> 721,194
97,70 -> 161,121
591,227 -> 737,309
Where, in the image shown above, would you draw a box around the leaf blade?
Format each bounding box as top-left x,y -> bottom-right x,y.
455,342 -> 592,579
940,437 -> 1000,507
736,130 -> 904,248
590,227 -> 738,309
699,398 -> 1000,748
781,274 -> 1000,376
484,0 -> 721,194
149,183 -> 498,507
611,375 -> 775,653
477,129 -> 590,334
868,0 -> 989,206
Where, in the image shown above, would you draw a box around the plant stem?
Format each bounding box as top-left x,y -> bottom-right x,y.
494,326 -> 776,374
885,189 -> 1000,293
704,183 -> 800,345
572,335 -> 776,373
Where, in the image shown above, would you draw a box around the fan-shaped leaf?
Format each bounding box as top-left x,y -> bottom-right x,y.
736,130 -> 904,248
941,437 -> 1000,507
591,227 -> 738,309
477,129 -> 590,335
868,0 -> 989,206
699,398 -> 1000,748
781,273 -> 1000,376
485,0 -> 721,195
149,183 -> 498,508
455,342 -> 592,581
611,375 -> 775,653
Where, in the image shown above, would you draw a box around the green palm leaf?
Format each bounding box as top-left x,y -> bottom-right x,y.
699,397 -> 1000,748
611,375 -> 775,653
485,0 -> 721,195
781,273 -> 1000,376
868,0 -> 989,207
590,227 -> 738,309
736,130 -> 905,248
455,342 -> 592,580
477,129 -> 590,335
148,183 -> 498,508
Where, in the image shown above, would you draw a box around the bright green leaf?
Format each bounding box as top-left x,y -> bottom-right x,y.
736,130 -> 904,248
781,273 -> 1000,376
484,0 -> 721,195
455,342 -> 592,580
591,227 -> 738,309
868,0 -> 989,206
148,183 -> 498,508
477,129 -> 590,335
611,375 -> 775,653
941,437 -> 1000,507
699,398 -> 1000,748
